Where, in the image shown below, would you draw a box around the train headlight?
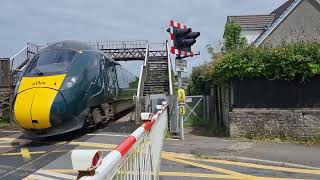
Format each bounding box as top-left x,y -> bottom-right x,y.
61,76 -> 78,90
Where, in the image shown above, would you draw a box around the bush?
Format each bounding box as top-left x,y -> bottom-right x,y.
212,42 -> 320,84
188,64 -> 212,95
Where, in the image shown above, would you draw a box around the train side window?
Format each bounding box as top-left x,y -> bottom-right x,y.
104,59 -> 118,98
86,53 -> 99,81
69,51 -> 98,79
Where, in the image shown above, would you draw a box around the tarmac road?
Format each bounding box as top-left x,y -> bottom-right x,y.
0,122 -> 320,179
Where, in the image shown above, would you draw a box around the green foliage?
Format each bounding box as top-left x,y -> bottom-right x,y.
0,115 -> 15,128
188,64 -> 212,95
223,20 -> 247,51
129,77 -> 139,89
165,130 -> 173,139
188,21 -> 246,95
211,42 -> 320,84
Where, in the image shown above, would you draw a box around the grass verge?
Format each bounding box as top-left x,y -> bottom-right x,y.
0,117 -> 16,128
228,133 -> 320,145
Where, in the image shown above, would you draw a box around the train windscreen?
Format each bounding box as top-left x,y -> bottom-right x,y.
24,49 -> 77,76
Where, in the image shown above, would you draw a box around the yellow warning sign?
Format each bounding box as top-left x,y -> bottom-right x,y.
179,105 -> 185,115
178,88 -> 186,104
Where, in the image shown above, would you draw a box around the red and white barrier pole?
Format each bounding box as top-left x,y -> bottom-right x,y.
74,102 -> 167,180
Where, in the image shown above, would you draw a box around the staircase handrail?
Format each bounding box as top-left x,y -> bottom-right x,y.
9,45 -> 28,68
136,42 -> 149,97
144,43 -> 149,67
166,41 -> 173,95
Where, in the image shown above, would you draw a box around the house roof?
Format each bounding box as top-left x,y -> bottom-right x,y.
253,0 -> 302,46
271,0 -> 296,23
227,15 -> 275,30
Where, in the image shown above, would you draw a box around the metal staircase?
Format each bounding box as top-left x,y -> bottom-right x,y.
136,42 -> 173,97
143,56 -> 169,95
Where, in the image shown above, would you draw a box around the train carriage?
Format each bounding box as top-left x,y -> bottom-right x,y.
12,40 -> 134,137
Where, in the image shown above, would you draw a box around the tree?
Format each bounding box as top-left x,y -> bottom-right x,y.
223,20 -> 247,51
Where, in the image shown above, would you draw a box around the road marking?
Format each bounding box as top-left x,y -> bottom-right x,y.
45,169 -> 307,180
1,130 -> 21,133
2,138 -> 318,178
0,137 -> 30,143
87,133 -> 128,137
162,154 -> 310,180
20,148 -> 31,161
159,172 -> 240,179
69,141 -> 116,149
162,153 -> 260,180
163,151 -> 320,175
46,169 -> 240,179
3,151 -> 46,156
22,177 -> 35,180
37,170 -> 76,179
0,142 -> 116,157
26,174 -> 60,180
46,169 -> 78,174
0,145 -> 14,148
0,138 -> 117,149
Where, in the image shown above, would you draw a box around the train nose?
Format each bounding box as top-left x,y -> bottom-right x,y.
14,88 -> 66,130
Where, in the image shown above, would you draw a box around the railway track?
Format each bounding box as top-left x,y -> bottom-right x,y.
0,107 -> 135,179
0,137 -> 74,179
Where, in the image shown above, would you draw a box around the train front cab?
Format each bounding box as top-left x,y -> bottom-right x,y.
12,47 -> 116,136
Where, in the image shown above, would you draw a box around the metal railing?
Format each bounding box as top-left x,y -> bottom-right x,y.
74,103 -> 168,180
10,46 -> 28,70
136,43 -> 149,97
10,43 -> 43,70
149,43 -> 166,57
166,41 -> 173,95
48,40 -> 148,50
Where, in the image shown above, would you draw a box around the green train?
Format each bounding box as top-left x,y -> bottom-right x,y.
12,41 -> 135,137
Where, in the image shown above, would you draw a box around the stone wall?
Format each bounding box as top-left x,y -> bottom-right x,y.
229,109 -> 320,139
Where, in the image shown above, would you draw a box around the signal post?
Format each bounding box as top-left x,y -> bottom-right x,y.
167,20 -> 200,140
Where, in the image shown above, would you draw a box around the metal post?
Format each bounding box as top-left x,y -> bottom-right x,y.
177,68 -> 184,140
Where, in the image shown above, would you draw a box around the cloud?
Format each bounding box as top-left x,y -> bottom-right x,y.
0,0 -> 287,75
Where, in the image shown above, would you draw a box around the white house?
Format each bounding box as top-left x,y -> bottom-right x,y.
226,0 -> 320,47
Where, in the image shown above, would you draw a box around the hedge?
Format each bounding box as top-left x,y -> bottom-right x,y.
211,42 -> 320,84
188,64 -> 212,95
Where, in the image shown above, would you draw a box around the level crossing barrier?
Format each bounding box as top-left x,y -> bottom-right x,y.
72,101 -> 168,180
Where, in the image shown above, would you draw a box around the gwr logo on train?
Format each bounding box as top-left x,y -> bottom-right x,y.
32,81 -> 46,86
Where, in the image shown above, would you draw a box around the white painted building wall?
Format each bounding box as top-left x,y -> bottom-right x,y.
241,30 -> 264,45
261,0 -> 320,47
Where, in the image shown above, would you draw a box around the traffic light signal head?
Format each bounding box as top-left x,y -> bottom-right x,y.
168,20 -> 200,56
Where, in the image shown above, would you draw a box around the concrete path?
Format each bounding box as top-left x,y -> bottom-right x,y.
165,128 -> 320,169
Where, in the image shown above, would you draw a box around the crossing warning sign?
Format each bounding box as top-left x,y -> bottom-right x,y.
178,88 -> 186,104
179,105 -> 185,115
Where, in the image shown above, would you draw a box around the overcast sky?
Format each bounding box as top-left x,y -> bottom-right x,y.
0,0 -> 287,75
